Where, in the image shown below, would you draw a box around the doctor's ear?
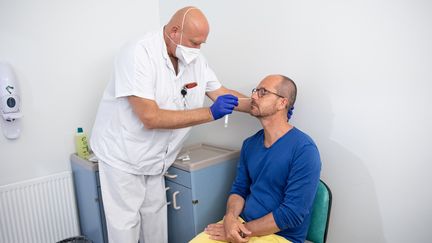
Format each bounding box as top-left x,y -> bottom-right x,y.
170,25 -> 181,34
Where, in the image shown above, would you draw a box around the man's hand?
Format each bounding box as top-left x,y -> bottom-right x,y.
205,223 -> 227,241
223,214 -> 251,243
210,94 -> 239,120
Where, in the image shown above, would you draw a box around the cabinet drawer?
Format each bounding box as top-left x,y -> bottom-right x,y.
165,167 -> 191,188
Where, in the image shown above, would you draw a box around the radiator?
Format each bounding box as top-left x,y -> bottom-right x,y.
0,171 -> 80,243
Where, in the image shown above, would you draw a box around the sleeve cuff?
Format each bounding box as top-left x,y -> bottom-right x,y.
115,91 -> 155,100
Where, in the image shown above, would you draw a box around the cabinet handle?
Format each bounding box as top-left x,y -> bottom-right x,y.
172,191 -> 181,210
165,187 -> 171,207
164,172 -> 178,179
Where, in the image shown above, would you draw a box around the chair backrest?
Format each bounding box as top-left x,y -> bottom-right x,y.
306,180 -> 332,243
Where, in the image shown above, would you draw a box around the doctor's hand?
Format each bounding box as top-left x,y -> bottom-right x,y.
287,106 -> 294,120
210,94 -> 239,120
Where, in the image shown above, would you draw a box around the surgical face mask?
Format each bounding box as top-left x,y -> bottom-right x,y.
166,8 -> 201,65
175,44 -> 200,65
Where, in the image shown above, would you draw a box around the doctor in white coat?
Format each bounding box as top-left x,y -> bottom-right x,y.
90,6 -> 250,243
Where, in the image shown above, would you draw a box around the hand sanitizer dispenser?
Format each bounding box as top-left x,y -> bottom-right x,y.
0,62 -> 22,139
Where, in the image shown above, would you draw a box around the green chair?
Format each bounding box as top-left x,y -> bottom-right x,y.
306,180 -> 332,243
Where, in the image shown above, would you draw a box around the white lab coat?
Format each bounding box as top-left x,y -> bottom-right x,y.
91,28 -> 221,243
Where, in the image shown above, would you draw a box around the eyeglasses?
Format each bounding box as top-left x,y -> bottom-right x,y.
251,88 -> 285,98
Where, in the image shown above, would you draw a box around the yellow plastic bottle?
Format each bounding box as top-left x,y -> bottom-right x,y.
75,127 -> 90,160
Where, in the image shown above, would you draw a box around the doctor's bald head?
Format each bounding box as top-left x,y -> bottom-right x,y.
165,7 -> 209,46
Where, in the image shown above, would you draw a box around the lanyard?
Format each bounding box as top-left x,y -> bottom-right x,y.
180,82 -> 198,110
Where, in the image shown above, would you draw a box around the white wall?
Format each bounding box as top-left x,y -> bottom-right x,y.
0,0 -> 159,185
161,1 -> 432,242
1,1 -> 431,242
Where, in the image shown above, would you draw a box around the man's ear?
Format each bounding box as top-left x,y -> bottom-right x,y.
277,98 -> 289,111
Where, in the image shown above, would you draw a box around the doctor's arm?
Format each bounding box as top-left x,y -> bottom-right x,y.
128,95 -> 236,129
207,86 -> 251,113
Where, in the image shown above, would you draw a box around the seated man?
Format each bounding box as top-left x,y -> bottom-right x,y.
190,74 -> 321,243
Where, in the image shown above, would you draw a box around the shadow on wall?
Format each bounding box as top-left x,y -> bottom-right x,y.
298,88 -> 387,243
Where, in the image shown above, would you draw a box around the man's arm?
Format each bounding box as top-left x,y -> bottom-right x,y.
222,146 -> 253,243
207,86 -> 251,113
245,144 -> 321,237
271,145 -> 321,231
243,213 -> 280,237
205,144 -> 252,243
224,194 -> 245,221
204,194 -> 250,243
223,194 -> 251,243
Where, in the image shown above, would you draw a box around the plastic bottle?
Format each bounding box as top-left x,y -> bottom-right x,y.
75,127 -> 90,160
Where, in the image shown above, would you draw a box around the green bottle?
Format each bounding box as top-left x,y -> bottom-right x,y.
75,127 -> 90,160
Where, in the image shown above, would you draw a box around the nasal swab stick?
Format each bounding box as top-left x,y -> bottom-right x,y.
224,98 -> 251,128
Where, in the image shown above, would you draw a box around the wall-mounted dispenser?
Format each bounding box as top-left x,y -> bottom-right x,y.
0,62 -> 22,139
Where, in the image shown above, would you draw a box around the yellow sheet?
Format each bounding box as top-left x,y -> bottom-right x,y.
189,219 -> 291,243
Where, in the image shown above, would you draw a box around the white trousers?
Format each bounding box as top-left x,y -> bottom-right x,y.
98,161 -> 168,243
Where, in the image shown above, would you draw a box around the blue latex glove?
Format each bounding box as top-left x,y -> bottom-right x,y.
210,94 -> 239,120
287,106 -> 294,120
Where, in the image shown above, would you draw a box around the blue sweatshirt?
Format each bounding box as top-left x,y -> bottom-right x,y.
230,127 -> 321,243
